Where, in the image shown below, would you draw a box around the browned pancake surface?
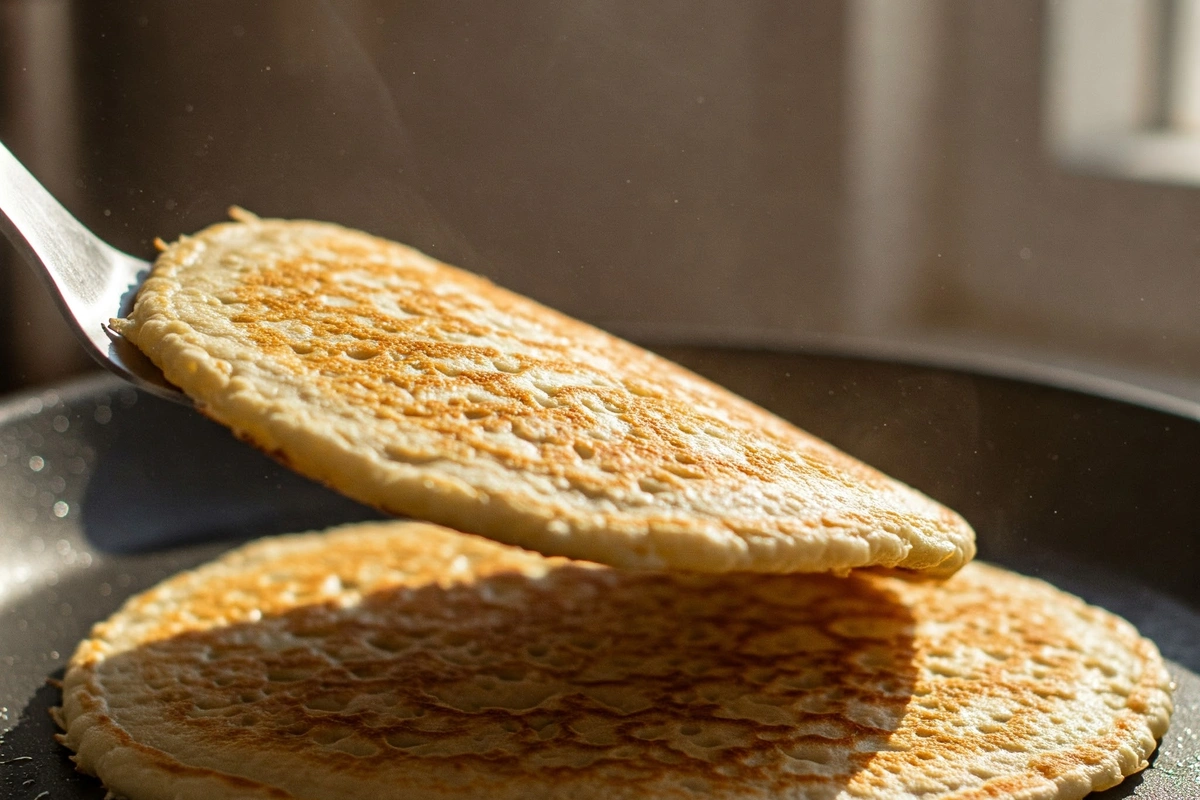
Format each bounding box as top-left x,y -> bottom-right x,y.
112,213 -> 974,575
59,522 -> 1170,800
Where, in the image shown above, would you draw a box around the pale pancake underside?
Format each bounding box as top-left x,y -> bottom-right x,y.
112,212 -> 974,575
59,521 -> 1170,800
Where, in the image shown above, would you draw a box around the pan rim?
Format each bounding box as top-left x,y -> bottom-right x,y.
6,333 -> 1200,426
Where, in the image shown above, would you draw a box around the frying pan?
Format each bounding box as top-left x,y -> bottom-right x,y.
1,344 -> 1199,799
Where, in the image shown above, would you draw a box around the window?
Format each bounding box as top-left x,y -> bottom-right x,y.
1046,0 -> 1200,183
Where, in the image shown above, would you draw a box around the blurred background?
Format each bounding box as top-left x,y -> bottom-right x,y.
2,0 -> 1200,399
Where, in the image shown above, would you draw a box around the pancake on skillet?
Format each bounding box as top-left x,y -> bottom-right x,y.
111,211 -> 973,576
58,520 -> 1171,800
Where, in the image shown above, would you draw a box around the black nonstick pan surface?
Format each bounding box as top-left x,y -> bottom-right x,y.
2,346 -> 1199,799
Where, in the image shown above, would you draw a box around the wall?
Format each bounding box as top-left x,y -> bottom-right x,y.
4,0 -> 1200,400
0,0 -> 848,394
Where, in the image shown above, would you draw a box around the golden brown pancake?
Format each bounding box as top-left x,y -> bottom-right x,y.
58,521 -> 1171,800
111,211 -> 974,575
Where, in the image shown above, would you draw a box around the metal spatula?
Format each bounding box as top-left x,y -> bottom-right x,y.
0,140 -> 189,404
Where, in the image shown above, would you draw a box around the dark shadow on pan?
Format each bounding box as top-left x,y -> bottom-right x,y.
50,566 -> 918,798
79,392 -> 384,554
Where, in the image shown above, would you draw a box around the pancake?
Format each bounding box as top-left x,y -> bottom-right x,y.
58,521 -> 1170,800
111,211 -> 973,575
